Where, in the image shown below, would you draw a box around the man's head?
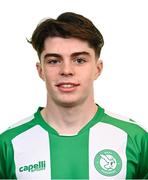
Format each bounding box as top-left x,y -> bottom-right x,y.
29,12 -> 104,59
29,12 -> 104,107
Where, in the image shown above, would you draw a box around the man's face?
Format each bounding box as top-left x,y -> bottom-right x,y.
37,37 -> 103,107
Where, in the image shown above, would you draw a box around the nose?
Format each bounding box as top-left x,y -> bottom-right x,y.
59,61 -> 74,76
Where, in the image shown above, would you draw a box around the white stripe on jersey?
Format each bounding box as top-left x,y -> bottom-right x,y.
8,115 -> 34,129
105,110 -> 135,123
89,122 -> 127,179
12,125 -> 51,179
105,110 -> 148,132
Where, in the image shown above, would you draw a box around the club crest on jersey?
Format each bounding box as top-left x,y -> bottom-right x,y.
94,149 -> 122,176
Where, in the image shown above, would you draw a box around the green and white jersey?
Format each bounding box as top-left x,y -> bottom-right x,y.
0,106 -> 148,179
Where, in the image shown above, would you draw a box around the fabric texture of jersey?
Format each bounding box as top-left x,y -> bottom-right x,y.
0,105 -> 148,179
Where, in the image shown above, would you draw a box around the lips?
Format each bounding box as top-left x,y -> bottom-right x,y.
55,82 -> 80,92
56,82 -> 80,87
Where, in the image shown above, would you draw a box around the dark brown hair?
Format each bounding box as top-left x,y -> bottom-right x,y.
28,12 -> 104,59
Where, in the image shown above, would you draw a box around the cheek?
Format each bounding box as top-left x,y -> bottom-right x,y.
44,68 -> 57,80
80,70 -> 94,85
43,71 -> 54,87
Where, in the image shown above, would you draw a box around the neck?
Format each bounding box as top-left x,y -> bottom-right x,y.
41,100 -> 98,135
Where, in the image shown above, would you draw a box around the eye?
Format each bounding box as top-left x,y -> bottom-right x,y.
47,59 -> 61,65
74,58 -> 87,64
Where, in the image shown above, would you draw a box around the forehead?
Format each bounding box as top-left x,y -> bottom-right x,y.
41,37 -> 95,57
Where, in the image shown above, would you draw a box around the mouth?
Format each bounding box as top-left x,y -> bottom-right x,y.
55,82 -> 80,92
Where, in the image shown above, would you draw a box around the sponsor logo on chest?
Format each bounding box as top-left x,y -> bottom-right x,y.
19,161 -> 46,172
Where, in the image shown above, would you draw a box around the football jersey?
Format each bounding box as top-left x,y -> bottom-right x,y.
0,105 -> 148,179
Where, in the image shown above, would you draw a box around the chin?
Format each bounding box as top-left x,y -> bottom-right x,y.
55,97 -> 84,108
57,101 -> 79,108
51,94 -> 87,107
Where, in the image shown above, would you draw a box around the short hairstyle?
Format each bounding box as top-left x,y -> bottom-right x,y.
28,12 -> 104,59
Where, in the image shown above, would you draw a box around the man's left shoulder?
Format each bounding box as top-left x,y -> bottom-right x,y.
101,109 -> 147,137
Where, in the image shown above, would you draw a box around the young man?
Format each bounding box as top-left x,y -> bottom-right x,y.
0,12 -> 148,179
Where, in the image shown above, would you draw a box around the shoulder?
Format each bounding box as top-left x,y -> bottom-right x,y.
0,114 -> 36,143
101,109 -> 147,138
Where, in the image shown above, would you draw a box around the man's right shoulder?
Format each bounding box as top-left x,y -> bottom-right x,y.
0,114 -> 36,142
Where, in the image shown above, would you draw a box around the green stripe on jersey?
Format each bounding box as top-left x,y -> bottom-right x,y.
49,132 -> 89,178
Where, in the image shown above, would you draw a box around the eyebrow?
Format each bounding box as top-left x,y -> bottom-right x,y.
43,51 -> 90,59
44,53 -> 61,59
71,51 -> 91,57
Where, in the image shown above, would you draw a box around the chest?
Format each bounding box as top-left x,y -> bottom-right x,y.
11,124 -> 137,179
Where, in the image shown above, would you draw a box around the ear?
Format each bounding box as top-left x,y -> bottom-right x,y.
94,59 -> 103,80
36,62 -> 45,81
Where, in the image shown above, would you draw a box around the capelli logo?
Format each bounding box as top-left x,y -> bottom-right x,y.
19,161 -> 46,172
